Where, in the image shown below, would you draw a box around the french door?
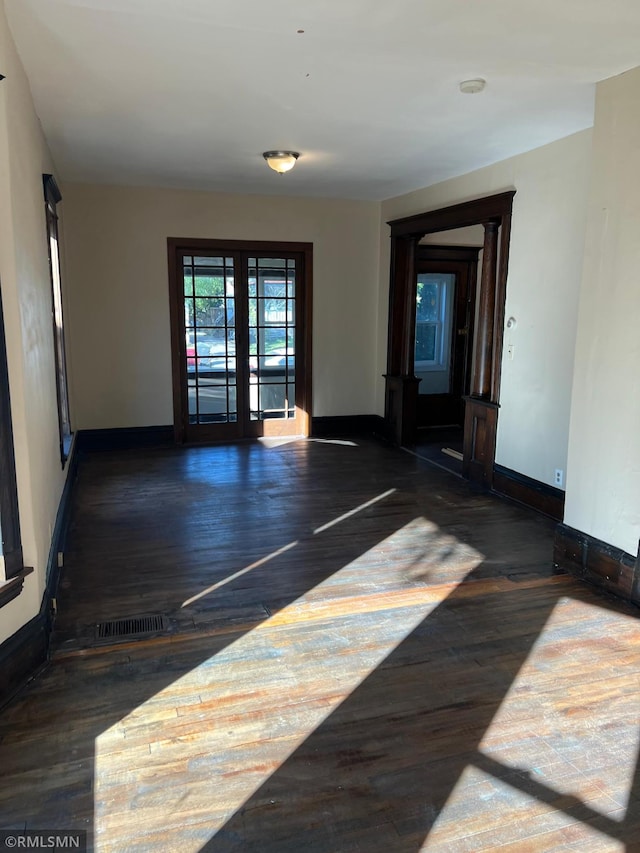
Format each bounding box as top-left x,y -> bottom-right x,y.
168,239 -> 312,443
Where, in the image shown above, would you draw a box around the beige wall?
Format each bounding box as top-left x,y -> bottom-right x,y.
379,130 -> 593,488
0,0 -> 71,644
564,69 -> 640,556
420,225 -> 484,247
62,184 -> 381,429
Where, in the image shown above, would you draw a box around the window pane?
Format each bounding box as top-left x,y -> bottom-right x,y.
194,298 -> 226,327
263,282 -> 286,298
260,327 -> 287,354
183,265 -> 194,296
188,378 -> 197,419
198,384 -> 232,417
260,383 -> 286,417
43,178 -> 72,462
194,273 -> 226,298
416,279 -> 440,323
416,324 -> 437,361
186,256 -> 236,424
259,298 -> 290,324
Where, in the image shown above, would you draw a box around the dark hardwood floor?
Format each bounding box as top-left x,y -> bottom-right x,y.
1,436 -> 640,851
412,426 -> 464,477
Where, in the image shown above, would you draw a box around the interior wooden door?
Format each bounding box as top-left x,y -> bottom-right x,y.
415,248 -> 479,428
168,239 -> 312,443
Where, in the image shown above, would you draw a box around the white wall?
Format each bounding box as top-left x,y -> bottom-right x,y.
0,0 -> 71,644
61,184 -> 381,429
564,69 -> 640,557
379,130 -> 592,488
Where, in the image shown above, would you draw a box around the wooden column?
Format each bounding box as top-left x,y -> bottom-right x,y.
471,221 -> 499,399
384,235 -> 420,446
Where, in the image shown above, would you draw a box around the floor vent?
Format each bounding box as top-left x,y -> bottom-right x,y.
95,614 -> 168,641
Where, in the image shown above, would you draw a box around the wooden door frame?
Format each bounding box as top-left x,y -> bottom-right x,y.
167,238 -> 313,444
384,191 -> 515,487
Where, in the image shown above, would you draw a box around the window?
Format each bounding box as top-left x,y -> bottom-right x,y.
43,174 -> 72,463
414,273 -> 455,371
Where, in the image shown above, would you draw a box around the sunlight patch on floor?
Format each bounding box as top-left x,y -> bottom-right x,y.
420,764 -> 625,851
94,518 -> 483,851
306,438 -> 359,447
257,435 -> 305,448
459,596 -> 640,844
313,488 -> 396,534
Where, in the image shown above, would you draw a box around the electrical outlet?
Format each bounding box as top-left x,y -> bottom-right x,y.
554,469 -> 564,487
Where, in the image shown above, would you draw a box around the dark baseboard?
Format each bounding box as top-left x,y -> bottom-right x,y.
0,612 -> 49,711
554,523 -> 638,604
0,442 -> 80,709
76,425 -> 174,452
80,421 -> 389,448
492,464 -> 565,521
45,442 -> 80,613
311,415 -> 386,438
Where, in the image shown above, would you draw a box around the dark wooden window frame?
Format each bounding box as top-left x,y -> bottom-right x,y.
43,174 -> 72,465
168,238 -> 313,444
385,191 -> 515,487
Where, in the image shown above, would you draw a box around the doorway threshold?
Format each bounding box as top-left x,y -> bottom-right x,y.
408,425 -> 464,477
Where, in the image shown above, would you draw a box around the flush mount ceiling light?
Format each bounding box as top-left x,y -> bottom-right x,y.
263,150 -> 300,174
459,78 -> 486,94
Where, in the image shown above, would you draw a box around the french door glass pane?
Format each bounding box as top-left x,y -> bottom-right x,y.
183,255 -> 237,424
248,257 -> 296,421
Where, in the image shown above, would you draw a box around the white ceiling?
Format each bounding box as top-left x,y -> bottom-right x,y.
5,0 -> 640,201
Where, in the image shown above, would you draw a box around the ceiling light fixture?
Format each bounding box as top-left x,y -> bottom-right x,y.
263,151 -> 300,174
459,78 -> 486,94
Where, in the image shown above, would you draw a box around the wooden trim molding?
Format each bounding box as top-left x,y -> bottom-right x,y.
0,442 -> 78,708
553,523 -> 639,604
0,612 -> 49,711
0,283 -> 24,579
43,174 -> 73,465
416,245 -> 481,264
384,191 -> 516,489
388,191 -> 516,237
76,426 -> 174,453
384,374 -> 421,446
493,465 -> 565,522
0,566 -> 34,609
462,397 -> 498,487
